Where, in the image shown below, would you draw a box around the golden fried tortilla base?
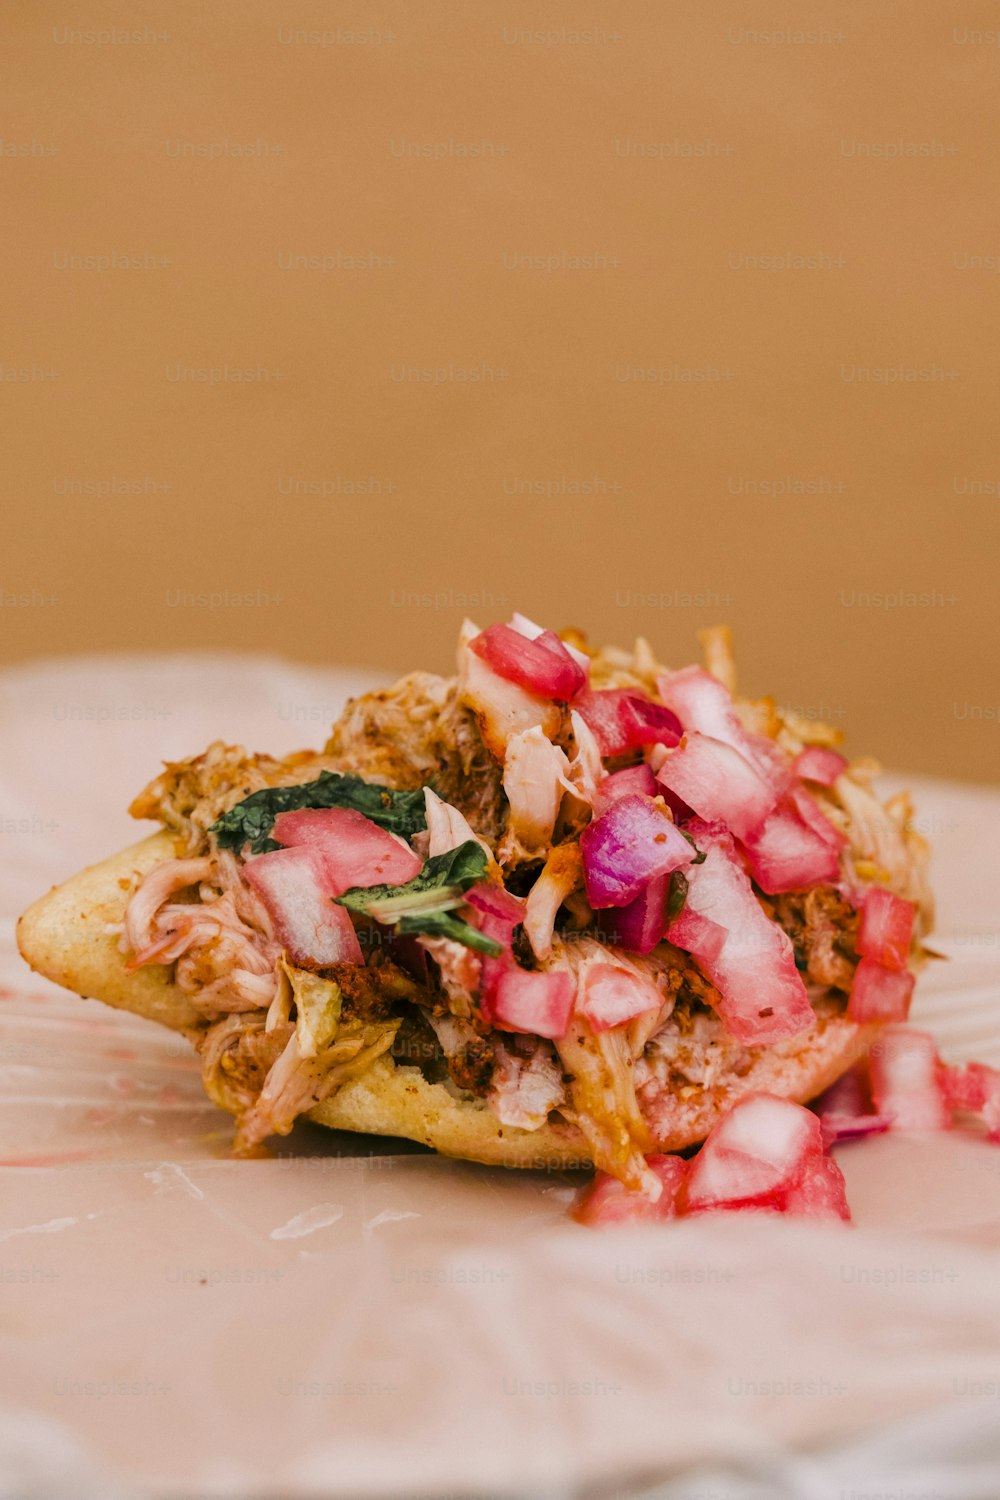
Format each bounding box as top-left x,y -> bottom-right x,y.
17,834 -> 881,1169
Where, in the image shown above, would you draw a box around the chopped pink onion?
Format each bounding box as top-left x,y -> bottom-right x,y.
464,881 -> 525,941
663,907 -> 728,965
580,794 -> 694,909
609,873 -> 670,954
657,667 -> 793,796
818,1112 -> 892,1149
469,622 -> 586,701
682,1093 -> 827,1213
458,627 -> 560,758
465,881 -> 526,1004
576,1154 -> 687,1227
813,1068 -> 891,1146
942,1062 -> 1000,1138
656,733 -> 778,841
856,887 -> 916,972
593,763 -> 657,815
575,689 -> 681,757
488,967 -> 574,1039
243,847 -> 363,966
781,1153 -> 851,1221
847,956 -> 915,1023
510,611 -> 590,672
870,1027 -> 950,1131
740,797 -> 842,894
576,962 -> 664,1032
664,819 -> 814,1045
788,786 -> 848,852
792,747 -> 848,786
272,807 -> 422,895
812,1061 -> 873,1119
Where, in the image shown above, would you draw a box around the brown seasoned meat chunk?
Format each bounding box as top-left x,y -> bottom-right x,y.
766,885 -> 858,992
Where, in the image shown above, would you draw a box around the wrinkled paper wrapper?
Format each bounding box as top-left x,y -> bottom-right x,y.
2,653 -> 1000,1500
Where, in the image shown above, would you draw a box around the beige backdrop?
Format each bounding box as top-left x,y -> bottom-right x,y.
3,0 -> 998,781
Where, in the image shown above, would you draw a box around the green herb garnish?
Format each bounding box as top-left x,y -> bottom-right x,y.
335,840 -> 502,956
680,830 -> 706,865
210,771 -> 427,855
667,869 -> 689,921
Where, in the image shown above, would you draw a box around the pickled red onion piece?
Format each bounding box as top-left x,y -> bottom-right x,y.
656,733 -> 777,841
788,786 -> 849,852
465,881 -> 526,1003
740,797 -> 842,894
469,621 -> 586,701
580,794 -> 694,909
870,1027 -> 950,1131
576,1154 -> 687,1226
592,763 -> 657,815
488,967 -> 574,1039
657,666 -> 793,796
272,807 -> 422,895
681,1093 -> 829,1213
663,907 -> 728,965
575,688 -> 681,757
812,1065 -> 891,1147
942,1062 -> 1000,1138
244,847 -> 363,966
664,819 -> 814,1045
781,1153 -> 852,1220
576,962 -> 664,1032
856,887 -> 916,972
793,747 -> 848,785
847,956 -> 914,1023
510,611 -> 589,671
609,873 -> 670,955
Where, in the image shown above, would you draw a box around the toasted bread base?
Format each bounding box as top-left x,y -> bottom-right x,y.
17,834 -> 880,1169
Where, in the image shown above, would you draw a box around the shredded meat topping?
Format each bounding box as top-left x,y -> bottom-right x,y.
764,885 -> 858,992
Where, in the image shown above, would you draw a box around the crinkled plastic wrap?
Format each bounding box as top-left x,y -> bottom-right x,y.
3,654 -> 1000,1500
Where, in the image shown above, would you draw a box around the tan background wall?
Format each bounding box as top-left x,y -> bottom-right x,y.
3,0 -> 998,781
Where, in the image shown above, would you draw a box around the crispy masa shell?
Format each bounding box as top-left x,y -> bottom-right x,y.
16,831 -> 882,1170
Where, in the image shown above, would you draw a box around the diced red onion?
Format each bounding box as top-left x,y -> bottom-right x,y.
818,1112 -> 892,1149
812,1066 -> 892,1146
812,1062 -> 873,1119
576,1154 -> 687,1226
464,881 -> 525,941
941,1062 -> 1000,1138
488,967 -> 575,1039
656,733 -> 778,841
575,689 -> 681,757
243,847 -> 363,966
847,956 -> 914,1023
272,807 -> 422,896
510,611 -> 590,672
870,1027 -> 950,1131
663,907 -> 728,964
593,763 -> 657,815
464,881 -> 526,1004
792,747 -> 848,786
581,794 -> 694,909
663,819 -> 815,1045
856,887 -> 916,972
576,962 -> 664,1032
608,873 -> 670,954
469,622 -> 586,701
740,797 -> 842,894
682,1093 -> 827,1212
780,1152 -> 851,1221
788,786 -> 848,852
657,667 -> 793,797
